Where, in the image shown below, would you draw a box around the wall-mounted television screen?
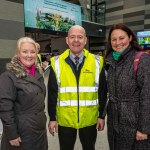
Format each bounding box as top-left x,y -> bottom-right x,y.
137,31 -> 150,50
24,0 -> 82,35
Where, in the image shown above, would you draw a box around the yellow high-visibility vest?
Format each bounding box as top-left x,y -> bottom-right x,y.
51,49 -> 103,128
37,53 -> 42,66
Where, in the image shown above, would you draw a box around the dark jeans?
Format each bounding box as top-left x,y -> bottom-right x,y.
58,124 -> 97,150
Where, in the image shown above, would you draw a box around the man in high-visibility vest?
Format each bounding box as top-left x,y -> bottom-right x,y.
48,25 -> 107,150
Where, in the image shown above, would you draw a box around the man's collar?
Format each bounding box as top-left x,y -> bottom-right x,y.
69,51 -> 84,59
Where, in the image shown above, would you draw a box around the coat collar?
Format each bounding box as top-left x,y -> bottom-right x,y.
6,55 -> 43,78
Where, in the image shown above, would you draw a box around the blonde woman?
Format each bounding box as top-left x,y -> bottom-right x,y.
0,37 -> 48,150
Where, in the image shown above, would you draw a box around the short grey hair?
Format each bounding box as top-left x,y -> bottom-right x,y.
68,25 -> 86,36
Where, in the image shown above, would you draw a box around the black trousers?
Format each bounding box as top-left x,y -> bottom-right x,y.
58,124 -> 97,150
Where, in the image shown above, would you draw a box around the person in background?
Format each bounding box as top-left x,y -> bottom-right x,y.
0,37 -> 48,150
105,23 -> 150,150
36,42 -> 50,72
36,42 -> 42,66
48,25 -> 107,150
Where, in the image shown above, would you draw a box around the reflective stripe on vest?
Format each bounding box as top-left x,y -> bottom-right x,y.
59,86 -> 98,93
58,99 -> 98,106
55,56 -> 60,85
95,55 -> 100,86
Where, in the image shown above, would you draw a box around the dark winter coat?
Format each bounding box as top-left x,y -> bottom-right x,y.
106,47 -> 150,150
0,56 -> 48,150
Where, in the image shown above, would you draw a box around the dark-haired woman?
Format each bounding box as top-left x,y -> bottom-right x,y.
105,23 -> 150,150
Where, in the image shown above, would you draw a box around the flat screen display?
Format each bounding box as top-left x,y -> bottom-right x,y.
137,31 -> 150,50
24,0 -> 82,33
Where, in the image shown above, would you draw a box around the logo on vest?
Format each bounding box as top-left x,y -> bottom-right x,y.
83,69 -> 93,73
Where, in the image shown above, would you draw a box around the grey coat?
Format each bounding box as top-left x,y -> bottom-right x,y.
106,47 -> 150,150
0,56 -> 48,150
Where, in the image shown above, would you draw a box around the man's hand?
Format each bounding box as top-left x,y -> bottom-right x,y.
136,131 -> 148,141
48,121 -> 58,136
96,118 -> 105,131
9,137 -> 21,146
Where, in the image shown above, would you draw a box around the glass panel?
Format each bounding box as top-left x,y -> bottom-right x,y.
81,1 -> 105,25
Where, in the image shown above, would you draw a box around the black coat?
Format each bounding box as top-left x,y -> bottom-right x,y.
106,47 -> 150,150
0,56 -> 48,150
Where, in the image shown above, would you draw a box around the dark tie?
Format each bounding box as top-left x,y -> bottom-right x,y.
74,56 -> 79,66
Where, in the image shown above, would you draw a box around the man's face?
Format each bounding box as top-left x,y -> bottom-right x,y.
66,26 -> 87,54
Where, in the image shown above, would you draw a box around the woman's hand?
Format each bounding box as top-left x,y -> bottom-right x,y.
136,131 -> 148,141
9,137 -> 21,146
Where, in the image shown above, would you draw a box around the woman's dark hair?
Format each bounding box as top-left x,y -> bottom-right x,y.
105,23 -> 142,57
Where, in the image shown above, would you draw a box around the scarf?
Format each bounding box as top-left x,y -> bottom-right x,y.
25,65 -> 35,76
112,48 -> 127,61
